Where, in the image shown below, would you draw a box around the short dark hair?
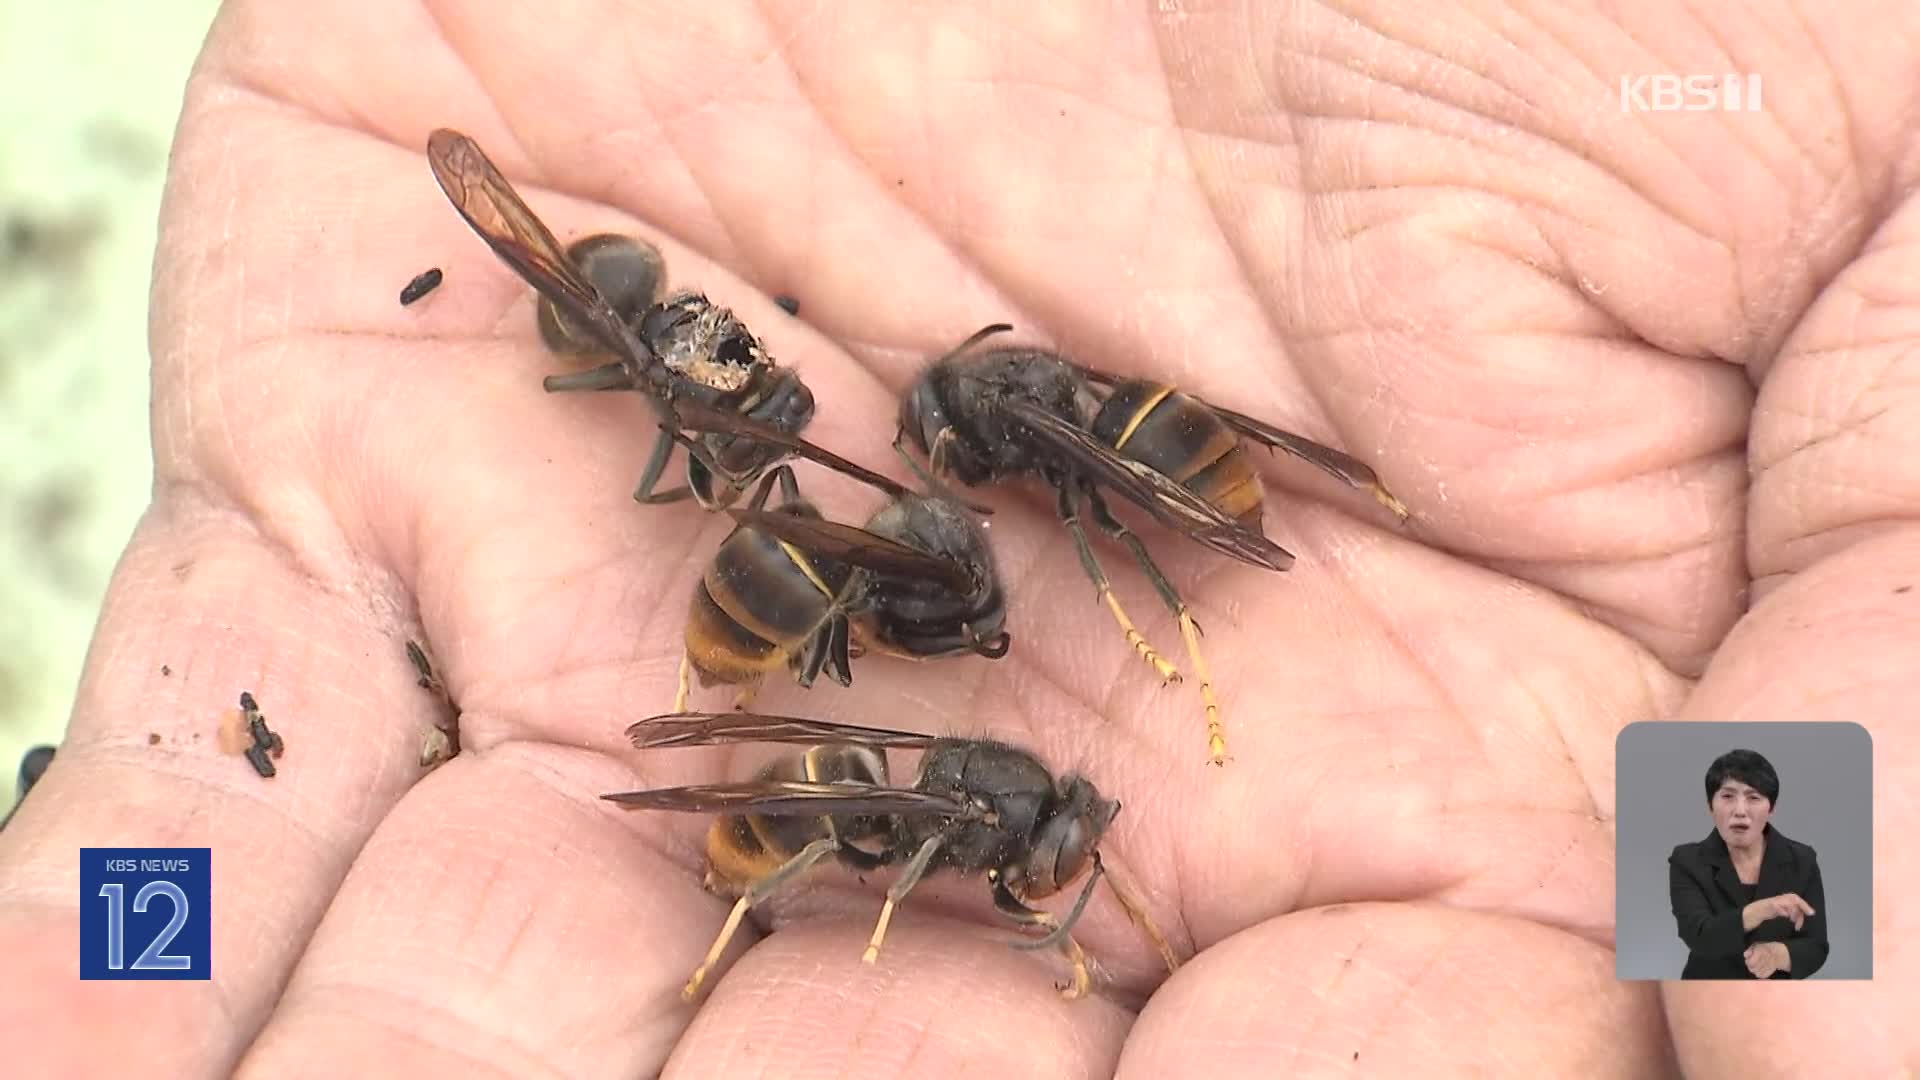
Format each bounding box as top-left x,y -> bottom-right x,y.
1705,749 -> 1779,806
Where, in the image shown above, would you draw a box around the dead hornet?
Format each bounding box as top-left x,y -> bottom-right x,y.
663,417 -> 1009,712
898,324 -> 1409,764
426,128 -> 813,509
604,711 -> 1181,1000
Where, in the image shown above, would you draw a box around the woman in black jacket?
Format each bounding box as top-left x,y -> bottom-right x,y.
1667,749 -> 1829,979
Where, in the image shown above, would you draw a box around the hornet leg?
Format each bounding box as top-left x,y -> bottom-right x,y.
1057,482 -> 1180,685
861,832 -> 946,965
1087,489 -> 1227,764
633,428 -> 692,505
673,652 -> 693,713
683,836 -> 840,1001
991,874 -> 1093,1000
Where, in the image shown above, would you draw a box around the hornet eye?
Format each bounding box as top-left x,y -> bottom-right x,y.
1025,813 -> 1095,898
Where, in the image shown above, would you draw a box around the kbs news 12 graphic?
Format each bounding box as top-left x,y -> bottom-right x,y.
78,848 -> 211,980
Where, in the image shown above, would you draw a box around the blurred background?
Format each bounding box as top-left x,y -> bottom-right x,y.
1,2 -> 222,808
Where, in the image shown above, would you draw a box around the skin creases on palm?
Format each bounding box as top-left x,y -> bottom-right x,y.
2,3 -> 1916,1079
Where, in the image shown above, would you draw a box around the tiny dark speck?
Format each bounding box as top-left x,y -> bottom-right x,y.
1896,584 -> 1912,594
400,267 -> 443,306
161,664 -> 171,676
773,295 -> 799,316
147,733 -> 160,745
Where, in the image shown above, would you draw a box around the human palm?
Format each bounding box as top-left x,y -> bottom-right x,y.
4,2 -> 1917,1077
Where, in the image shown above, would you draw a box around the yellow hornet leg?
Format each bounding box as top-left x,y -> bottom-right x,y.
1371,482 -> 1410,522
682,896 -> 751,1001
1086,490 -> 1231,764
993,878 -> 1095,999
861,903 -> 897,965
1058,484 -> 1181,684
1054,926 -> 1092,1000
1101,858 -> 1182,974
673,652 -> 692,713
1176,611 -> 1226,764
1027,912 -> 1093,1000
683,837 -> 840,1001
1101,590 -> 1181,684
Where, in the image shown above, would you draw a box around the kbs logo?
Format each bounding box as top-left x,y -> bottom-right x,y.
79,848 -> 211,979
1620,74 -> 1764,113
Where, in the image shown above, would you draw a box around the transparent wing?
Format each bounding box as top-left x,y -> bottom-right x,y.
602,780 -> 967,817
1004,400 -> 1296,571
626,711 -> 944,750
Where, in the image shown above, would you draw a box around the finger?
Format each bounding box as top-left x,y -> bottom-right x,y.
0,514 -> 444,1077
231,747 -> 717,1077
1668,192 -> 1920,1072
1119,904 -> 1675,1079
661,919 -> 1131,1080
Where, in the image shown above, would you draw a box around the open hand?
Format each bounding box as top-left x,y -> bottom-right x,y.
1,3 -> 1915,1078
